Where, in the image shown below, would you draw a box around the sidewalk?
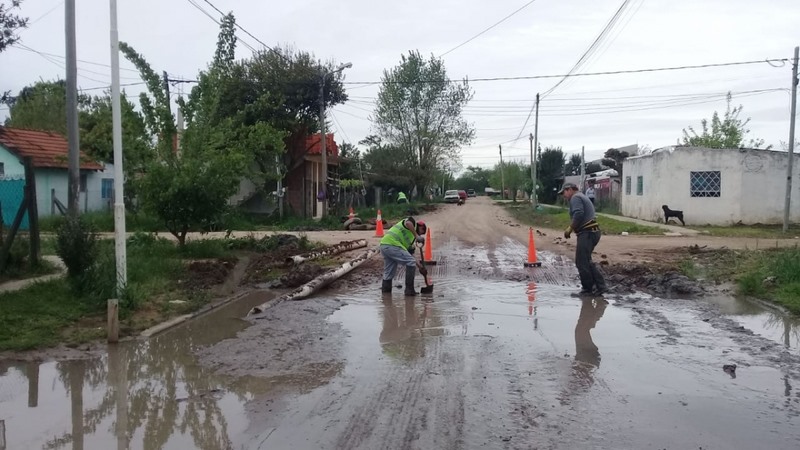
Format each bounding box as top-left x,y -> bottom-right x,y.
538,203 -> 700,236
0,255 -> 66,294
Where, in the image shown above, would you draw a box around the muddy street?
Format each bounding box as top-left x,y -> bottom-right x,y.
2,198 -> 800,449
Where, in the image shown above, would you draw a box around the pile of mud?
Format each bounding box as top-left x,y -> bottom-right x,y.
180,258 -> 238,290
606,263 -> 704,297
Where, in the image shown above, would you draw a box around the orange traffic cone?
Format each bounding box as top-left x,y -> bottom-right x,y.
374,210 -> 385,237
524,227 -> 542,267
423,227 -> 437,265
349,207 -> 355,220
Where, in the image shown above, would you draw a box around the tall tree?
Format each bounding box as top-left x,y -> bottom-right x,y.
538,146 -> 565,204
564,153 -> 582,176
454,166 -> 491,193
361,135 -> 415,190
602,147 -> 630,181
121,13 -> 246,245
681,93 -> 769,149
0,0 -> 27,53
372,50 -> 475,194
490,160 -> 528,202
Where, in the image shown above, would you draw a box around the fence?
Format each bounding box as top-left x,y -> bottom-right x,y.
0,156 -> 40,272
49,189 -> 113,218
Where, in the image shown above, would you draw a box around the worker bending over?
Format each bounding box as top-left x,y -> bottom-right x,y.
380,217 -> 427,295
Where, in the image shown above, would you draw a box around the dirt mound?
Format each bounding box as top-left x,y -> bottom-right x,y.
606,263 -> 704,297
181,258 -> 237,290
275,263 -> 328,288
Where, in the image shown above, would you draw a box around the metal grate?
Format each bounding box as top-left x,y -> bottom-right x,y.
636,176 -> 643,196
625,176 -> 631,195
690,171 -> 721,197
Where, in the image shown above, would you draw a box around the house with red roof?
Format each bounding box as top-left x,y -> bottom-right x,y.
0,126 -> 114,221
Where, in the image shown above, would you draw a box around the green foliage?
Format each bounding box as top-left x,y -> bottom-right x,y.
564,153 -> 582,176
489,160 -> 529,202
454,166 -> 491,193
538,147 -> 566,204
733,248 -> 800,313
372,50 -> 475,192
681,93 -> 769,149
55,216 -> 98,283
602,147 -> 630,180
0,0 -> 27,53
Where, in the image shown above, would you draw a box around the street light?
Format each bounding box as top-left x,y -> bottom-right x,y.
319,62 -> 352,217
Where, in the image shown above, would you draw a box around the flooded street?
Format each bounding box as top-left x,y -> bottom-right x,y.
2,198 -> 800,449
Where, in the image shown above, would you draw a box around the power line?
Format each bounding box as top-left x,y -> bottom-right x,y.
185,0 -> 258,53
439,0 -> 539,57
11,43 -> 141,75
342,58 -> 789,86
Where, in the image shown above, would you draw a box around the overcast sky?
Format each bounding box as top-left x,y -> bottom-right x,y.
2,0 -> 799,168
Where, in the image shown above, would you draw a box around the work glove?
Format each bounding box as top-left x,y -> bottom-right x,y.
564,226 -> 573,239
415,235 -> 425,244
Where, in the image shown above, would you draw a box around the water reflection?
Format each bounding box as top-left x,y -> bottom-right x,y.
0,295 -> 280,450
380,297 -> 430,361
559,298 -> 607,404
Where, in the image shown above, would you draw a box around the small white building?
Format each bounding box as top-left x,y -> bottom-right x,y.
621,146 -> 800,226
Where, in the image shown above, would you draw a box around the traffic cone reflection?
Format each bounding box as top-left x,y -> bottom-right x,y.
374,210 -> 385,237
524,227 -> 542,267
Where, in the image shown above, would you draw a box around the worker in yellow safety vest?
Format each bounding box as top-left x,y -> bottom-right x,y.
379,217 -> 427,295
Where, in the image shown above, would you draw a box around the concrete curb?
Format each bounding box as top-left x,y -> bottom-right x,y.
139,288 -> 259,338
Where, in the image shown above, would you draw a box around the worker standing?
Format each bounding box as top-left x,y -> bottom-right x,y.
396,191 -> 409,204
559,183 -> 607,296
380,218 -> 427,295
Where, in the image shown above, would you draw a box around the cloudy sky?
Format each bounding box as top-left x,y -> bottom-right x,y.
2,0 -> 799,168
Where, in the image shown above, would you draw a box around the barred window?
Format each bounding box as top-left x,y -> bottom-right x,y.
690,171 -> 721,197
625,176 -> 631,195
636,176 -> 643,196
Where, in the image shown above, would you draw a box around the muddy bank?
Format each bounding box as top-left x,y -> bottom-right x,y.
605,262 -> 704,297
195,297 -> 347,383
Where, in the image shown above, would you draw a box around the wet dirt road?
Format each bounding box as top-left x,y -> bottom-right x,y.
2,198 -> 800,449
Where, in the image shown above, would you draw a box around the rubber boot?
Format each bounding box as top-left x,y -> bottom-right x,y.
381,279 -> 393,293
404,268 -> 418,296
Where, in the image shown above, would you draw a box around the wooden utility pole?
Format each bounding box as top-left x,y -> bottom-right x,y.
531,93 -> 540,207
784,46 -> 799,233
65,0 -> 80,216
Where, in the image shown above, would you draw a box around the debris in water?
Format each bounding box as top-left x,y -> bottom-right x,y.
723,364 -> 737,378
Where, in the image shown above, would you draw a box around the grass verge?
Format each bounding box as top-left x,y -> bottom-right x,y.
505,204 -> 664,235
690,223 -> 800,239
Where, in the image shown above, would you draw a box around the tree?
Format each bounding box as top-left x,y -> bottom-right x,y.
361,135 -> 415,190
121,14 -> 246,245
372,50 -> 475,195
538,147 -> 565,204
0,0 -> 27,53
681,93 -> 770,149
490,160 -> 528,202
564,153 -> 582,176
602,147 -> 630,181
454,166 -> 491,193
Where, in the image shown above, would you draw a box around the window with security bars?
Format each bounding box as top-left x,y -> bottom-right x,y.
636,176 -> 643,196
625,176 -> 631,195
690,171 -> 721,197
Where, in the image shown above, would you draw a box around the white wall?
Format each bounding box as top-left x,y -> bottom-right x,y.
621,147 -> 800,225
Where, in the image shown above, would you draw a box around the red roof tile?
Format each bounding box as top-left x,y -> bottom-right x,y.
0,126 -> 104,170
305,133 -> 339,158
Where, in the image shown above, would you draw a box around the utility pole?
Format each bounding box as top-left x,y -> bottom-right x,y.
276,154 -> 284,220
529,133 -> 537,208
110,0 -> 127,293
784,46 -> 799,233
318,62 -> 352,218
65,0 -> 80,216
319,75 -> 328,217
580,146 -> 586,190
499,144 -> 506,200
531,93 -> 540,208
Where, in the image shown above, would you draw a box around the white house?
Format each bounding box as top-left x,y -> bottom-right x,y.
621,146 -> 800,225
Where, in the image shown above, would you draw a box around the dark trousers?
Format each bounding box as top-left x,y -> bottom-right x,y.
576,231 -> 606,292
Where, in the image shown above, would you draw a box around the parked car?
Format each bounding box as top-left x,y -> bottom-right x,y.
467,189 -> 476,197
444,189 -> 460,203
458,190 -> 468,202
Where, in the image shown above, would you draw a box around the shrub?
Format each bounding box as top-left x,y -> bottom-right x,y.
55,216 -> 98,284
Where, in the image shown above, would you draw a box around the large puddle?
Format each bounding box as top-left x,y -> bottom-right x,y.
2,240 -> 800,448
